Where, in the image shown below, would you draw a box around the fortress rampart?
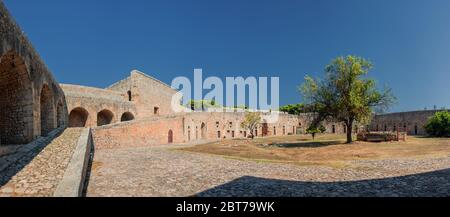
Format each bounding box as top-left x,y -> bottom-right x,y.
0,2 -> 68,144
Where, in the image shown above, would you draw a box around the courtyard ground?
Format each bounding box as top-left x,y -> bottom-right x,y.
86,135 -> 450,197
180,134 -> 450,168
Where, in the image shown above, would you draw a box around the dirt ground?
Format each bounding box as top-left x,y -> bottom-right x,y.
179,134 -> 450,168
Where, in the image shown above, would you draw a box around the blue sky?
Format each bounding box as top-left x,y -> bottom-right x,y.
4,0 -> 450,112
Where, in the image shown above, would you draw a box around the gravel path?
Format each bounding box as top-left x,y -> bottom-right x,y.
86,145 -> 450,197
0,128 -> 83,197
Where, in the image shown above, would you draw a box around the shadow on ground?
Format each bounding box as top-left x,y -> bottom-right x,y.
197,168 -> 450,197
271,141 -> 344,148
0,129 -> 63,187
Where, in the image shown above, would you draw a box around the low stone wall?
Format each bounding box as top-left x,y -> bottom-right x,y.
92,115 -> 184,150
54,128 -> 93,197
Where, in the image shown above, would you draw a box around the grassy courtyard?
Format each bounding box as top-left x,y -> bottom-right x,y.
179,134 -> 450,168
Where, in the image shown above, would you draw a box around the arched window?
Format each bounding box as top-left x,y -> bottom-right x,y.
127,91 -> 132,101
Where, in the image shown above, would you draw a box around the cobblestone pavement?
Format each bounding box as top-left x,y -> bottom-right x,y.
0,128 -> 83,197
87,145 -> 450,197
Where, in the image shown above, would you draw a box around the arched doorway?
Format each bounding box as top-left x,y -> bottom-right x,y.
262,123 -> 269,137
0,51 -> 34,144
97,109 -> 114,126
201,123 -> 206,139
40,84 -> 55,136
168,130 -> 174,144
121,112 -> 134,122
69,107 -> 89,127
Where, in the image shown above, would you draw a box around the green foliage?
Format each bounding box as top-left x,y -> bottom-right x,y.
279,103 -> 315,115
300,55 -> 396,143
424,111 -> 450,137
240,112 -> 262,138
187,100 -> 221,110
306,125 -> 325,140
306,125 -> 326,134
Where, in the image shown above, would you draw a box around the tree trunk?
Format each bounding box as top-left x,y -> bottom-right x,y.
346,123 -> 353,144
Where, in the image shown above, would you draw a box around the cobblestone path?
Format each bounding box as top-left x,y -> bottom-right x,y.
87,146 -> 450,197
0,128 -> 83,197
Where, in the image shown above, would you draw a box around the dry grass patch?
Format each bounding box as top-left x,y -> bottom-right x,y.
179,134 -> 450,168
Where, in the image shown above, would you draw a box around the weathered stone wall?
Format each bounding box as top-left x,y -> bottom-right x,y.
0,2 -> 68,144
61,84 -> 136,127
92,114 -> 185,150
92,110 -> 304,149
107,70 -> 178,118
370,110 -> 449,135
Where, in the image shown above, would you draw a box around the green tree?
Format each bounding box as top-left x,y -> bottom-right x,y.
306,125 -> 326,140
240,112 -> 262,139
424,111 -> 450,137
187,100 -> 220,111
280,103 -> 316,115
300,55 -> 396,143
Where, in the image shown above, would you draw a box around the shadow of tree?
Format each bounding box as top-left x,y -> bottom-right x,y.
270,141 -> 344,148
197,168 -> 450,197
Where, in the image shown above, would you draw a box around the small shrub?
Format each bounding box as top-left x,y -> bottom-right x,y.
424,111 -> 450,137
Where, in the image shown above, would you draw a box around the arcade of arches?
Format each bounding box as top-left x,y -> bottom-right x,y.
68,107 -> 135,127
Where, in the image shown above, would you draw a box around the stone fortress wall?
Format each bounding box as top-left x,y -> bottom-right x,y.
370,110 -> 449,136
61,84 -> 136,128
0,1 -> 444,150
0,1 -> 68,145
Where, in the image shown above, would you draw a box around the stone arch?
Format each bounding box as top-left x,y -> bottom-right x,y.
201,122 -> 207,139
56,100 -> 64,127
97,109 -> 114,126
69,107 -> 89,127
40,84 -> 55,136
121,112 -> 135,122
0,51 -> 34,144
168,130 -> 174,144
